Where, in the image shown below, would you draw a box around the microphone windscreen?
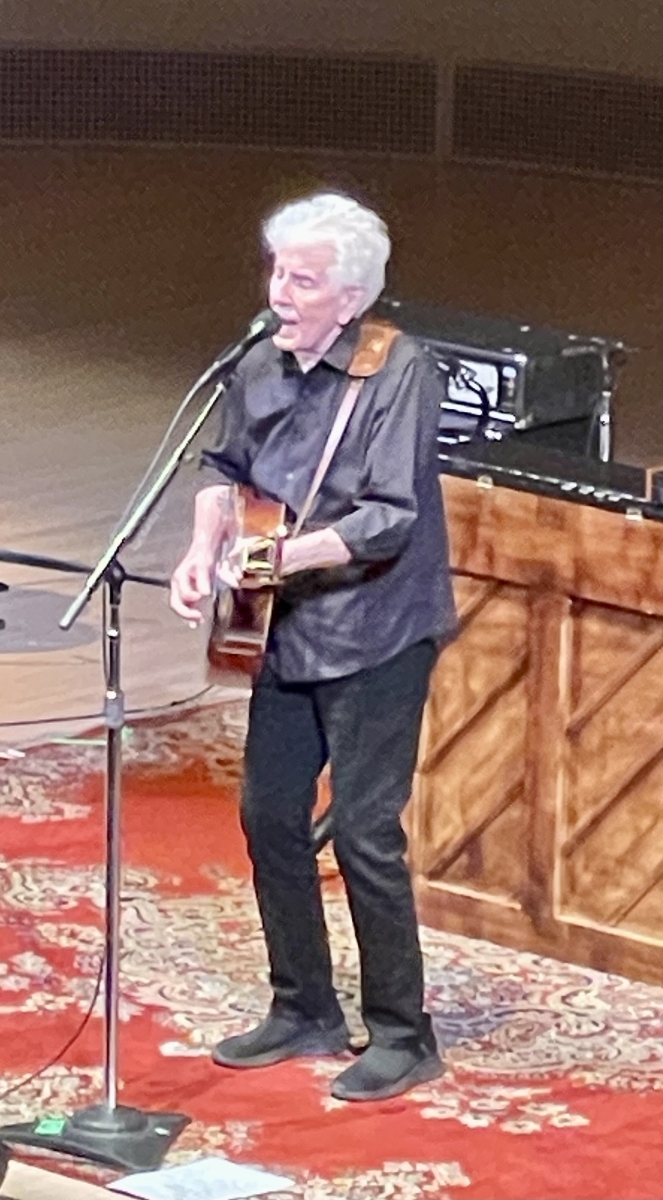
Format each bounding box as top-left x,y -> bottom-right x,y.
249,308 -> 281,338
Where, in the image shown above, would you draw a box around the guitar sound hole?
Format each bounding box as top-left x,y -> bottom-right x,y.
233,591 -> 271,635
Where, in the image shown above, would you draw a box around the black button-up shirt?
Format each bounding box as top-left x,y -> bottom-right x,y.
201,320 -> 457,682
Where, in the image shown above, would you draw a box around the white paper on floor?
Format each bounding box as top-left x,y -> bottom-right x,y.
107,1155 -> 295,1200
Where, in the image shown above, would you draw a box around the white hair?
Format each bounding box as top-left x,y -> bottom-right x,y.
262,192 -> 391,315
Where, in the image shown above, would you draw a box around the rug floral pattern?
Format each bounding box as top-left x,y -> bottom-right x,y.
1,704 -> 663,1199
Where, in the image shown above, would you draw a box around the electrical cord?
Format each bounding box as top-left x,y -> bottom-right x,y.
0,952 -> 104,1105
0,673 -> 232,1095
457,369 -> 491,434
0,681 -> 223,1093
0,641 -> 223,1099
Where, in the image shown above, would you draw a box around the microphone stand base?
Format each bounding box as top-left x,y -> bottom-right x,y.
0,1104 -> 190,1172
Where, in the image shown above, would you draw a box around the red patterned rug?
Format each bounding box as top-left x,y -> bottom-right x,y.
1,703 -> 663,1199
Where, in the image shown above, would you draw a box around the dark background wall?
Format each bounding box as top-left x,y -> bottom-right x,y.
0,0 -> 657,80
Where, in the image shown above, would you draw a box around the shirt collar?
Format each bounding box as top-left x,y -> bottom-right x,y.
281,320 -> 361,376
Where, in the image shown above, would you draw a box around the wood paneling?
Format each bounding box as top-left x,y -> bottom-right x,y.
412,475 -> 663,983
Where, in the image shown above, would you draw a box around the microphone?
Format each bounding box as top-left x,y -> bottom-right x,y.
202,308 -> 282,384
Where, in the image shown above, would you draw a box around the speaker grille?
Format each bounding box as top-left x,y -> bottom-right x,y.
453,62 -> 663,181
0,47 -> 437,155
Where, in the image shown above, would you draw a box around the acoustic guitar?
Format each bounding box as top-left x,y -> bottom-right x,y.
207,484 -> 286,686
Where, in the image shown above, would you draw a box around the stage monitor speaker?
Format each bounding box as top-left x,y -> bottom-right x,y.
376,297 -> 629,461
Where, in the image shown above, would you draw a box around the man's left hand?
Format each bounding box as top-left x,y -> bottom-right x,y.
280,528 -> 352,577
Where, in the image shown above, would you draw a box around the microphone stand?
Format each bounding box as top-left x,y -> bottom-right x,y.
0,546 -> 166,589
0,375 -> 229,1173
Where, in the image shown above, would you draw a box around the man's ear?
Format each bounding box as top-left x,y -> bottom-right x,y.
338,285 -> 367,326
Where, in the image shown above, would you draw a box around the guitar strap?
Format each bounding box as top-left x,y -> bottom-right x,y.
291,318 -> 401,538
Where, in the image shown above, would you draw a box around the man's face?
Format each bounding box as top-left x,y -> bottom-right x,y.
269,242 -> 364,358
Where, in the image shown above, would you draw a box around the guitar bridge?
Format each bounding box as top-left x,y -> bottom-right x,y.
242,529 -> 287,584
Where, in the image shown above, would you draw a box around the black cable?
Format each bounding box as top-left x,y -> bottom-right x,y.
0,952 -> 105,1104
0,682 -> 223,1097
461,375 -> 492,434
585,403 -> 602,459
0,684 -> 224,1082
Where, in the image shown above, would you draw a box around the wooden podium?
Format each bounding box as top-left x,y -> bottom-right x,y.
410,474 -> 663,985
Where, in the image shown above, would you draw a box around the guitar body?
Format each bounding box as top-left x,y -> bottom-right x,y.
207,485 -> 286,686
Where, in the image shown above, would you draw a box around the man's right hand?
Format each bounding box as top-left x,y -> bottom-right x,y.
169,548 -> 215,624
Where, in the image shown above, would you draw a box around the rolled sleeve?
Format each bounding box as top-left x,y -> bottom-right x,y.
331,358 -> 424,562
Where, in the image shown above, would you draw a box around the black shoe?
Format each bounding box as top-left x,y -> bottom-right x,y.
330,1039 -> 444,1101
211,1009 -> 351,1069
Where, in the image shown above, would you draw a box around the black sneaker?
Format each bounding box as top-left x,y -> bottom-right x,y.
211,1010 -> 351,1069
330,1039 -> 444,1101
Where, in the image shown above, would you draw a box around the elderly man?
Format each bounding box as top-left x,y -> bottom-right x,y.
170,192 -> 457,1101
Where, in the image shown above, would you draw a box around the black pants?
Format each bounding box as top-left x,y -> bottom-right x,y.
240,638 -> 437,1049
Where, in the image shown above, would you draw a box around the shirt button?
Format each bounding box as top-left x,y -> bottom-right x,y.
286,472 -> 294,481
